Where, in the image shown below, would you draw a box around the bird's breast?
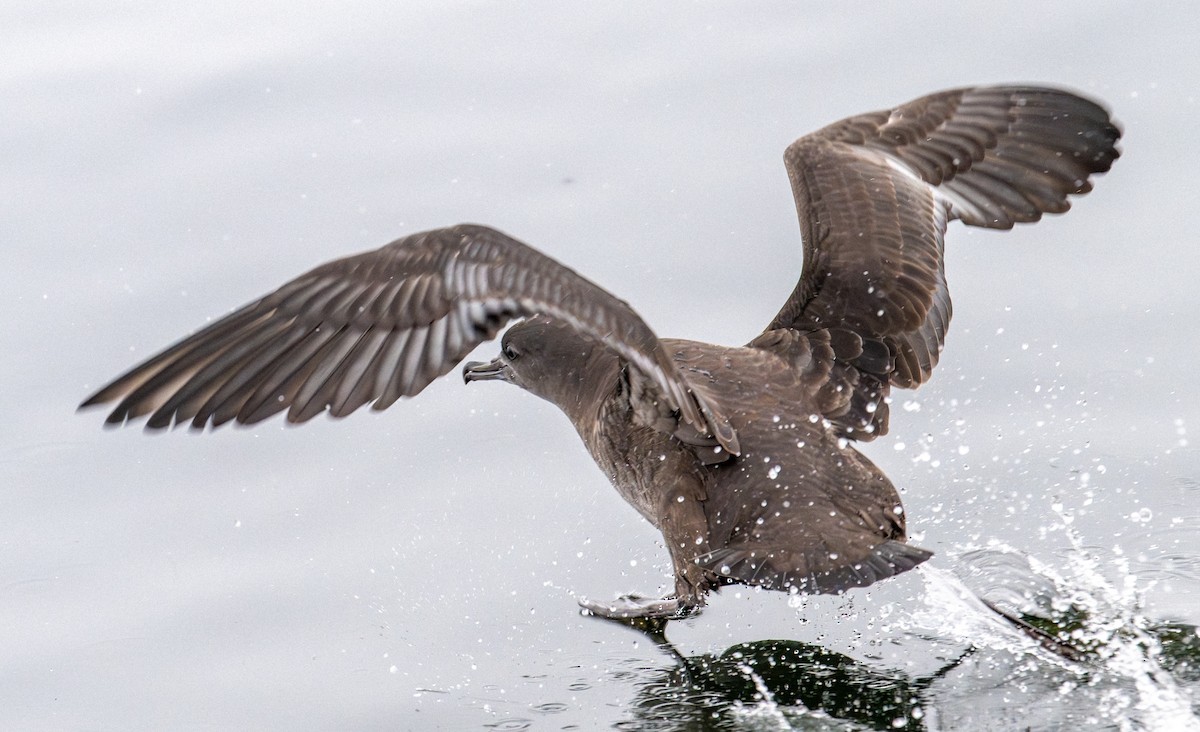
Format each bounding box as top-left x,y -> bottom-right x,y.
579,393 -> 702,529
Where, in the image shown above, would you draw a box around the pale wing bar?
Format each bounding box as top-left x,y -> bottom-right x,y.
81,224 -> 737,451
768,85 -> 1120,422
861,86 -> 1119,229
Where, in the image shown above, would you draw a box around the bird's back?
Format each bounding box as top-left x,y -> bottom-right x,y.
664,337 -> 923,594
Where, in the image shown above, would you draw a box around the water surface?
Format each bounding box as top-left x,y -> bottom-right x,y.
3,2 -> 1198,729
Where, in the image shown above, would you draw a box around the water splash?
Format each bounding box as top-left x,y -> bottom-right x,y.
911,563 -> 1081,669
728,662 -> 794,729
911,533 -> 1199,731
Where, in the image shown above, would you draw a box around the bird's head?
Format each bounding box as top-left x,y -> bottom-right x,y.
462,315 -> 618,422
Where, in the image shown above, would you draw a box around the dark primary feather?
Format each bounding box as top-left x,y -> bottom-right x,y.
763,85 -> 1120,439
81,224 -> 737,451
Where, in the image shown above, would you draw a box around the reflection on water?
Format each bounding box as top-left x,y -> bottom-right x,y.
592,554 -> 1200,731
1157,625 -> 1200,683
616,635 -> 955,730
599,621 -> 1198,731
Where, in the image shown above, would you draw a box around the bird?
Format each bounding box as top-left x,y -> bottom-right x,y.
80,85 -> 1121,619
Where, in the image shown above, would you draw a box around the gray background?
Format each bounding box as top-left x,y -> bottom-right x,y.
3,2 -> 1197,729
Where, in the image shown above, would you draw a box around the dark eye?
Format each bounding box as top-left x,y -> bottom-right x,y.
502,344 -> 520,360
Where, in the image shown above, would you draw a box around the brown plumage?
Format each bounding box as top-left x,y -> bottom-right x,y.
80,85 -> 1120,618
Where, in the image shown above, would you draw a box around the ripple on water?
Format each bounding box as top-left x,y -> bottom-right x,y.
531,701 -> 569,714
484,719 -> 531,731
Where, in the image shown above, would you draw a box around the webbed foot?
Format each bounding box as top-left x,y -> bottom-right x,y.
578,593 -> 701,620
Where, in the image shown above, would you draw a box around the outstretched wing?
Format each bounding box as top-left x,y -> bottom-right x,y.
81,224 -> 737,451
763,85 -> 1120,437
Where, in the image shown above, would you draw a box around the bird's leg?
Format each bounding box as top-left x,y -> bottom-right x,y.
578,477 -> 712,620
578,593 -> 690,620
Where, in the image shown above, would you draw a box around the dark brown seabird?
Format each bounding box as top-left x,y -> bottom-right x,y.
81,85 -> 1120,619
